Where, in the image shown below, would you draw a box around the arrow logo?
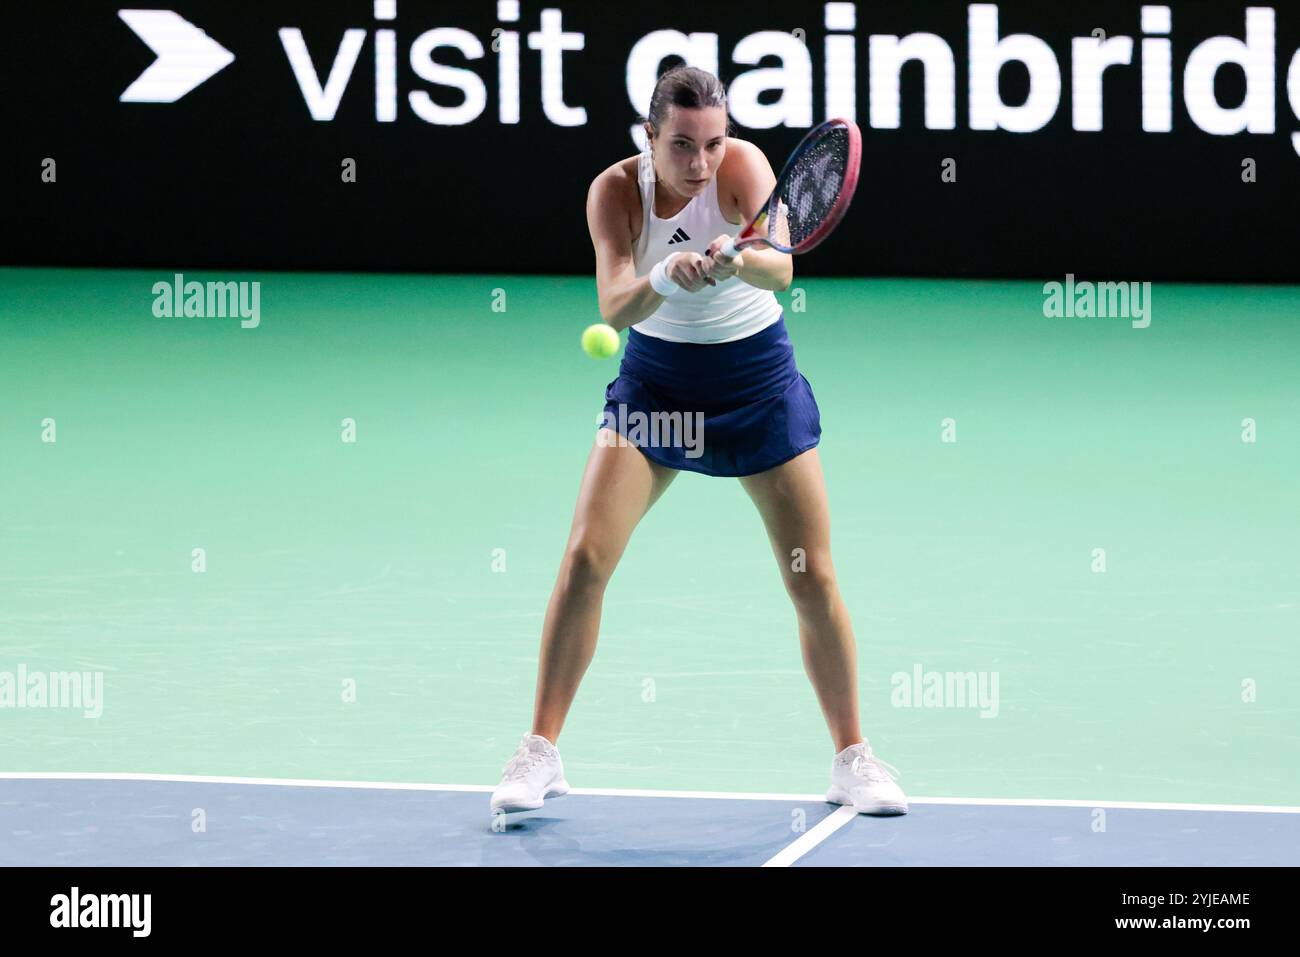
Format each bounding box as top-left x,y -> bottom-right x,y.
119,10 -> 235,103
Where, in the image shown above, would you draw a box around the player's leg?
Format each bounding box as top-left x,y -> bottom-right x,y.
492,431 -> 675,813
740,448 -> 907,814
737,447 -> 862,752
530,429 -> 677,743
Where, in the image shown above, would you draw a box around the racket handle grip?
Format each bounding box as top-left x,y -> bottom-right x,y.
719,237 -> 740,259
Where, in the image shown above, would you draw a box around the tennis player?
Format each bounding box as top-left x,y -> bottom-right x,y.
492,66 -> 906,817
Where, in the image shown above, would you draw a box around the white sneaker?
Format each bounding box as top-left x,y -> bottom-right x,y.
489,733 -> 570,813
826,739 -> 908,815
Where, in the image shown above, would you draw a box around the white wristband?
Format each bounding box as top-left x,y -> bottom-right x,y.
648,258 -> 679,297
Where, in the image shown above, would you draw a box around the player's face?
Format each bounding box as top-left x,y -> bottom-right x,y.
651,105 -> 728,198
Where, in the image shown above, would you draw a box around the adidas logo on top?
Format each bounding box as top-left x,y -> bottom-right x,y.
666,228 -> 690,245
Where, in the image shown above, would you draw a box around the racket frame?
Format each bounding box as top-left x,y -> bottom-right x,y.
715,117 -> 861,261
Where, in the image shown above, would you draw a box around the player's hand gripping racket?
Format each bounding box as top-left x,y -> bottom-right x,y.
709,117 -> 861,264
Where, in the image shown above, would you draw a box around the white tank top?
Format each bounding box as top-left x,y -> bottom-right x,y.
631,150 -> 783,344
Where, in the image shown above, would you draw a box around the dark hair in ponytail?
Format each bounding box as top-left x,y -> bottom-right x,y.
641,64 -> 734,139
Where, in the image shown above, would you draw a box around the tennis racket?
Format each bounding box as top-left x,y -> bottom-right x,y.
710,117 -> 861,262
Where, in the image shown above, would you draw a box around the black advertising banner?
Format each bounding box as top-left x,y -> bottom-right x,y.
5,0 -> 1299,280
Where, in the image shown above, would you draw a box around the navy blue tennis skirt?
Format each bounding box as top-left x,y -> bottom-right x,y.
599,314 -> 821,477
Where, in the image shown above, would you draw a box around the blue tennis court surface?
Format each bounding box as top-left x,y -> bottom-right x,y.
2,777 -> 1297,867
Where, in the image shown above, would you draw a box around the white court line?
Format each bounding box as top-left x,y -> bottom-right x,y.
0,773 -> 1298,814
763,805 -> 857,867
0,772 -> 493,792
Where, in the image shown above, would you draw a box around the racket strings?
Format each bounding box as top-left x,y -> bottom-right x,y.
771,128 -> 851,249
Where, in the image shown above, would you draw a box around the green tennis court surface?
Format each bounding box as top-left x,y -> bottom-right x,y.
2,268 -> 1297,811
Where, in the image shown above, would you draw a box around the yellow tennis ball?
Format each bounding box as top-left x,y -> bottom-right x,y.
581,323 -> 620,359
